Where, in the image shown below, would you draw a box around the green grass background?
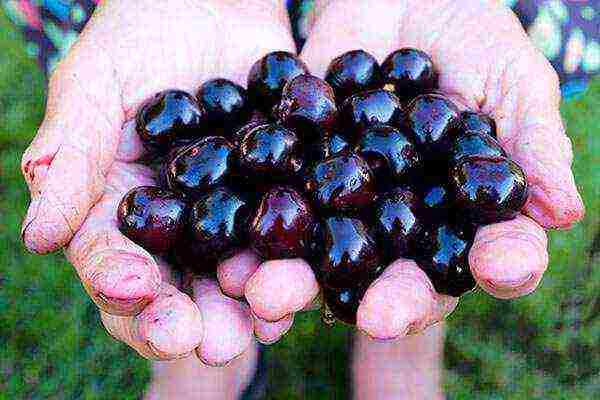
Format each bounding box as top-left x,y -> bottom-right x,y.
0,9 -> 598,400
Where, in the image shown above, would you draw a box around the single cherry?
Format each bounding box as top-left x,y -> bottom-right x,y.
117,186 -> 188,254
404,93 -> 461,154
354,124 -> 421,182
381,48 -> 437,99
196,78 -> 250,133
325,50 -> 382,102
275,74 -> 338,140
449,131 -> 506,163
249,186 -> 315,259
314,216 -> 381,289
166,136 -> 236,197
372,187 -> 425,260
420,182 -> 451,218
340,89 -> 403,139
136,90 -> 205,152
238,123 -> 303,181
449,157 -> 528,224
416,223 -> 476,297
460,111 -> 497,138
311,132 -> 351,162
231,111 -> 269,146
305,154 -> 376,214
323,284 -> 368,325
188,187 -> 250,265
247,51 -> 310,112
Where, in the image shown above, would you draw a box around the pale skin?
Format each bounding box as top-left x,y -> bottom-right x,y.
21,0 -> 584,398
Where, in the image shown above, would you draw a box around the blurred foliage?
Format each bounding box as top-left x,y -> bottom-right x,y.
0,8 -> 598,400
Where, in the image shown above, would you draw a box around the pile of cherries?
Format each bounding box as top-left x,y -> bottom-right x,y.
118,49 -> 528,325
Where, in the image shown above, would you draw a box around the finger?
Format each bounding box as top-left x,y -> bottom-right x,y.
407,293 -> 458,336
469,214 -> 548,299
301,0 -> 584,229
65,162 -> 161,316
253,313 -> 294,345
192,279 -> 254,367
356,260 -> 436,340
21,29 -> 124,254
217,250 -> 262,299
245,259 -> 319,322
100,283 -> 204,360
115,120 -> 146,162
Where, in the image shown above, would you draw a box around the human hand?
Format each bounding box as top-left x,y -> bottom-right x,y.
238,0 -> 585,340
20,0 -> 301,364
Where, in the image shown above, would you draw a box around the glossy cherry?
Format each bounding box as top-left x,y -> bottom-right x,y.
196,78 -> 250,133
166,136 -> 236,197
449,131 -> 506,163
249,186 -> 315,259
325,50 -> 382,102
449,157 -> 528,224
188,187 -> 250,264
275,74 -> 338,139
372,187 -> 425,260
247,51 -> 310,112
117,186 -> 188,254
460,111 -> 497,138
420,182 -> 451,217
231,111 -> 269,146
305,154 -> 376,214
340,89 -> 403,139
311,132 -> 350,162
238,123 -> 303,180
404,94 -> 461,154
323,284 -> 368,325
381,48 -> 437,99
416,223 -> 476,297
136,90 -> 205,152
313,216 -> 381,289
354,124 -> 421,182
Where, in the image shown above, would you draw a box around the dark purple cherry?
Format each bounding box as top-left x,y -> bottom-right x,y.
166,136 -> 236,197
340,89 -> 403,139
231,111 -> 270,146
323,284 -> 367,325
354,125 -> 421,182
460,111 -> 497,138
249,186 -> 315,259
117,186 -> 188,254
136,90 -> 205,152
275,74 -> 338,139
313,132 -> 351,161
450,131 -> 506,163
247,51 -> 310,112
188,187 -> 250,265
196,78 -> 250,132
314,216 -> 381,289
416,223 -> 476,297
420,183 -> 451,217
449,157 -> 528,224
305,154 -> 376,214
404,94 -> 461,154
325,50 -> 382,101
381,48 -> 437,99
373,187 -> 424,260
239,123 -> 303,180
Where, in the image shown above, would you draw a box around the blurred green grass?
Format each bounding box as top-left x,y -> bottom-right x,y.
0,9 -> 598,400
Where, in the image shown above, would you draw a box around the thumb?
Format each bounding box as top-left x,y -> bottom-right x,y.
21,24 -> 124,254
